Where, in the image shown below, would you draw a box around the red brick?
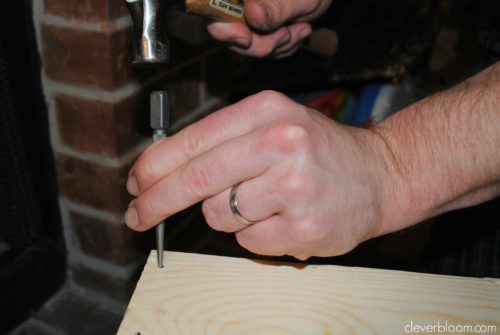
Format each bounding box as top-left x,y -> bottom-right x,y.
70,211 -> 144,265
54,62 -> 202,157
56,154 -> 132,213
55,93 -> 148,157
44,0 -> 128,21
41,24 -> 134,89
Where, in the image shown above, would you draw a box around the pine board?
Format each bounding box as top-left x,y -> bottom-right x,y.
117,251 -> 500,335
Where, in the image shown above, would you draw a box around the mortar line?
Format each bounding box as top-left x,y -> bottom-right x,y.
68,248 -> 142,280
32,0 -> 45,50
59,194 -> 140,282
40,13 -> 132,33
42,53 -> 206,103
60,197 -> 125,223
43,77 -> 142,103
60,198 -> 142,282
54,139 -> 149,168
52,96 -> 222,168
57,199 -> 76,263
67,282 -> 127,313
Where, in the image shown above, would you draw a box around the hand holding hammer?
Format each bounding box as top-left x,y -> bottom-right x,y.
125,0 -> 338,64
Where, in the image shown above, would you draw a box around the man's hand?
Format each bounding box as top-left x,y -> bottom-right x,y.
124,63 -> 500,260
125,91 -> 397,260
208,0 -> 333,58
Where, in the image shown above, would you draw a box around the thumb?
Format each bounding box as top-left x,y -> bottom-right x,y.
245,0 -> 327,31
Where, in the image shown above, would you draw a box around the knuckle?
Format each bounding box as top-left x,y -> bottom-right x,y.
266,123 -> 310,154
133,157 -> 159,187
248,90 -> 293,117
181,128 -> 203,159
254,90 -> 287,104
181,164 -> 212,199
247,1 -> 285,30
134,197 -> 157,226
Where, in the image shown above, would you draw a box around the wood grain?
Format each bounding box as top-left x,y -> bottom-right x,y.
118,251 -> 500,335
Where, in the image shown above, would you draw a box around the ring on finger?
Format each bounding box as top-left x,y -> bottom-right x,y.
229,183 -> 255,226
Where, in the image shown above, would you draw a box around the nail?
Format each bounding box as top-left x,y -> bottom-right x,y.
209,22 -> 250,47
127,175 -> 139,196
125,207 -> 139,229
299,27 -> 312,40
251,1 -> 272,30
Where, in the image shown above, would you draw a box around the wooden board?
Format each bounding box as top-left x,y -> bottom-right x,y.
118,251 -> 500,335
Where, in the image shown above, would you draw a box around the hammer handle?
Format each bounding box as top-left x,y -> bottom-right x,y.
185,0 -> 338,57
186,0 -> 244,22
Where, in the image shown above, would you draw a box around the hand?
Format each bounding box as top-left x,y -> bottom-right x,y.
125,91 -> 399,260
208,0 -> 333,58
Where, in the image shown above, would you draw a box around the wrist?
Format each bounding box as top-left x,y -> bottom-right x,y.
365,125 -> 415,237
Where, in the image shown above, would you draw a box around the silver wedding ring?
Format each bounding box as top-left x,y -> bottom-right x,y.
230,183 -> 254,225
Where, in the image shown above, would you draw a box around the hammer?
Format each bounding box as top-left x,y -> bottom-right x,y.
124,0 -> 338,65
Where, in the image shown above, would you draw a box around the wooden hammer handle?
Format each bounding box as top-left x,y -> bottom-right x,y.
186,0 -> 245,22
185,0 -> 338,57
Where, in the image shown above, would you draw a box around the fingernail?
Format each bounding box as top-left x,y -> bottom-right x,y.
300,27 -> 312,40
127,175 -> 139,196
125,207 -> 139,229
209,22 -> 249,47
252,2 -> 272,30
210,21 -> 231,31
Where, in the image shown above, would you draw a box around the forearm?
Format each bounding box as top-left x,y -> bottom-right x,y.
374,62 -> 500,235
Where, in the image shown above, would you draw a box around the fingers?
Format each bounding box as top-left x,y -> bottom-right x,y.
235,216 -> 344,259
209,21 -> 296,59
207,0 -> 328,59
127,122 -> 302,231
272,22 -> 311,58
232,215 -> 325,258
235,215 -> 291,257
229,26 -> 292,58
274,45 -> 301,59
206,21 -> 252,47
246,0 -> 330,31
229,22 -> 311,58
128,91 -> 297,196
202,171 -> 286,233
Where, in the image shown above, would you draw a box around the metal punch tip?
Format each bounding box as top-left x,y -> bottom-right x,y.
150,90 -> 169,269
156,222 -> 165,268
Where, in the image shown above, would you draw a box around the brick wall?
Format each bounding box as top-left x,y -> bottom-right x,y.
32,0 -> 230,302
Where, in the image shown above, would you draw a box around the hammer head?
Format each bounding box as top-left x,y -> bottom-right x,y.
125,0 -> 170,65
